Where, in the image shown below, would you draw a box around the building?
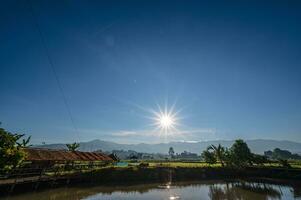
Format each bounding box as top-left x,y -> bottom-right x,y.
24,148 -> 114,168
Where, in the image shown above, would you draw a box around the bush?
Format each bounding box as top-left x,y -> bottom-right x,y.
278,159 -> 291,169
251,154 -> 268,166
0,127 -> 29,172
201,149 -> 217,165
138,162 -> 149,168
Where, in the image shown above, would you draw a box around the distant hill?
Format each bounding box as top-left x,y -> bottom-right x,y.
35,139 -> 301,155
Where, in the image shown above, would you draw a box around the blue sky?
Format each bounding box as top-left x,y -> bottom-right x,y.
1,0 -> 301,144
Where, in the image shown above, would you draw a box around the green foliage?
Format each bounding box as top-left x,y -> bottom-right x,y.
278,159 -> 291,168
229,139 -> 253,167
66,142 -> 80,151
168,147 -> 175,158
223,148 -> 234,167
251,154 -> 268,165
201,147 -> 217,165
208,144 -> 226,167
265,148 -> 301,160
202,139 -> 256,168
138,162 -> 149,168
16,136 -> 32,147
0,127 -> 29,171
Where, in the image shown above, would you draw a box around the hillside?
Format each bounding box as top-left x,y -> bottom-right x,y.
36,139 -> 301,154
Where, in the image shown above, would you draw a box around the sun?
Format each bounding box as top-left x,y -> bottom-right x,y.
159,114 -> 174,128
149,103 -> 180,135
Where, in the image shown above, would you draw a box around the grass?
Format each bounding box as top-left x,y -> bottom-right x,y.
147,161 -> 221,168
72,163 -> 301,184
117,160 -> 301,169
29,160 -> 301,178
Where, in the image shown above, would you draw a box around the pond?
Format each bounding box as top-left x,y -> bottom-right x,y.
1,180 -> 301,200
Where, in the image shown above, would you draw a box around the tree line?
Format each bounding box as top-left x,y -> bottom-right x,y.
201,139 -> 286,168
264,148 -> 301,160
1,124 -> 299,172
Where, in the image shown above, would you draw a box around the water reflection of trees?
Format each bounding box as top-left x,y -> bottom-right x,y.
209,182 -> 282,200
291,184 -> 301,198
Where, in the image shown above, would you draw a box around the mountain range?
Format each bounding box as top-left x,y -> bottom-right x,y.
36,139 -> 301,155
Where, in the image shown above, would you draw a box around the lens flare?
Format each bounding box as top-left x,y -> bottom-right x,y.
159,114 -> 174,128
150,102 -> 181,135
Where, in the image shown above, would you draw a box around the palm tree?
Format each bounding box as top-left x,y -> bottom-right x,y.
66,142 -> 80,151
16,136 -> 32,147
209,144 -> 225,167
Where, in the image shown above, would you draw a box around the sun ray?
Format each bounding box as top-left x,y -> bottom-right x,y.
126,99 -> 187,140
148,102 -> 183,137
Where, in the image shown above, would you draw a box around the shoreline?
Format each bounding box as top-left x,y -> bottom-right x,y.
1,166 -> 301,196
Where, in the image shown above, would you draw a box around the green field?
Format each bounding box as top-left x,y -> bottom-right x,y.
32,160 -> 301,178
117,160 -> 301,169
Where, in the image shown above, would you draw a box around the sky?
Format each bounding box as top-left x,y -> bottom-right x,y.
1,0 -> 301,144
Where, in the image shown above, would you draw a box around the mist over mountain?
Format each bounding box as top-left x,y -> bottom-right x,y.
36,139 -> 301,155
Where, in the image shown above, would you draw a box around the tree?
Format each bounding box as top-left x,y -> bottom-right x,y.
201,140 -> 269,168
168,147 -> 175,158
265,148 -> 301,160
208,144 -> 226,167
229,139 -> 252,167
0,127 -> 28,171
66,142 -> 80,151
273,148 -> 292,160
223,148 -> 234,167
202,147 -> 217,165
129,154 -> 138,160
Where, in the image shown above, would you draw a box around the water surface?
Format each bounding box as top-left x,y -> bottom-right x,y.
2,180 -> 301,200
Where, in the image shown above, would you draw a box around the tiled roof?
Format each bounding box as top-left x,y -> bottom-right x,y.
24,148 -> 113,162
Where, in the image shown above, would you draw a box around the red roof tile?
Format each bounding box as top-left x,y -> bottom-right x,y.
24,148 -> 113,162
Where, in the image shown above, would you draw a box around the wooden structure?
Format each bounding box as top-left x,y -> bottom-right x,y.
23,148 -> 114,168
0,148 -> 114,192
25,148 -> 113,162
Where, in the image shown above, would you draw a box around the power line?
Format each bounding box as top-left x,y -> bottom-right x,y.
26,0 -> 80,142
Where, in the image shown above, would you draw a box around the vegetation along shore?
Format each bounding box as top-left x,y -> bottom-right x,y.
1,126 -> 301,195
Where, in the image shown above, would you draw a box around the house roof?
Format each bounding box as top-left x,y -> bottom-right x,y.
24,148 -> 113,162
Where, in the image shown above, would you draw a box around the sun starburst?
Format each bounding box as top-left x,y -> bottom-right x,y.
150,103 -> 181,135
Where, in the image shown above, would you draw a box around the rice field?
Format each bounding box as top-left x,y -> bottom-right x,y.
119,160 -> 301,169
